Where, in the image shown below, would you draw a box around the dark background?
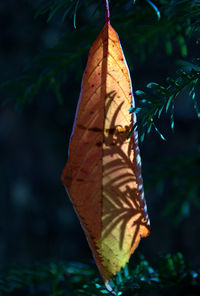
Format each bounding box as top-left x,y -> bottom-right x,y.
0,0 -> 199,271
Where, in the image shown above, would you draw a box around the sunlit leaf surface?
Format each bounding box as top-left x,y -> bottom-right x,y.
62,21 -> 150,281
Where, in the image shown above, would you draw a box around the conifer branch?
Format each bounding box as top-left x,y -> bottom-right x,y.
0,253 -> 199,295
1,0 -> 200,139
130,59 -> 200,141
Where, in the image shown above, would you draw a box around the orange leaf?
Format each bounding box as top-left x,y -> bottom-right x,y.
61,21 -> 150,282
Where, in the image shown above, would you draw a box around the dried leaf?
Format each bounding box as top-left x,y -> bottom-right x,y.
61,21 -> 150,282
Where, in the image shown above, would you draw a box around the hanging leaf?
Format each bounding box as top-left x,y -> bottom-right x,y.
61,4 -> 150,285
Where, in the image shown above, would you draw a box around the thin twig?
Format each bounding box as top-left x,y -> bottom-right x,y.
104,0 -> 110,23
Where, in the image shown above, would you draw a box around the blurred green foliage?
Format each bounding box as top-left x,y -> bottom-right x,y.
0,253 -> 199,295
144,145 -> 200,224
1,0 -> 200,129
0,0 -> 200,286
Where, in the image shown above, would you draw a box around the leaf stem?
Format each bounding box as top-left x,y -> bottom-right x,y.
104,0 -> 110,23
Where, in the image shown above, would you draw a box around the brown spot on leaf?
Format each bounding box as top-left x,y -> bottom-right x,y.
77,124 -> 86,130
106,128 -> 115,135
110,142 -> 116,146
89,127 -> 103,132
96,141 -> 102,147
77,125 -> 102,132
64,176 -> 72,181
